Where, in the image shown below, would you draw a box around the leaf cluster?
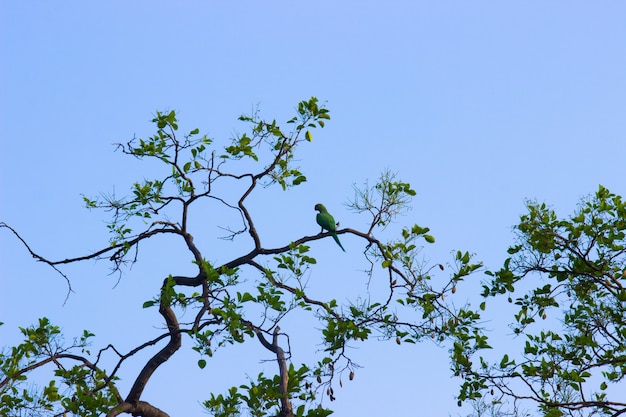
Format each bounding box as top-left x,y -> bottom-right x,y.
460,185 -> 626,416
0,319 -> 118,417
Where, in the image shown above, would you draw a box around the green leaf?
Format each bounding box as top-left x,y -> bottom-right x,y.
198,359 -> 207,369
500,354 -> 509,368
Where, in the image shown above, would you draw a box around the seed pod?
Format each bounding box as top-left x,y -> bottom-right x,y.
349,371 -> 355,381
451,286 -> 457,294
396,337 -> 401,345
317,375 -> 322,384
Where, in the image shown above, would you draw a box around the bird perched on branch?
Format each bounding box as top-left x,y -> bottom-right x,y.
314,203 -> 345,252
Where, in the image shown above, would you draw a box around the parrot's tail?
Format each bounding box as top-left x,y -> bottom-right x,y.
332,232 -> 346,252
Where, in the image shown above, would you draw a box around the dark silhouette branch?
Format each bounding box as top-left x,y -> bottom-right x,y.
250,325 -> 294,417
107,400 -> 170,417
124,278 -> 182,406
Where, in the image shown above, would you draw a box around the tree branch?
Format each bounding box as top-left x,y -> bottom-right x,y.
125,278 -> 182,405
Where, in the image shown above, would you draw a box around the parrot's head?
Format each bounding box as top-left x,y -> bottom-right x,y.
314,203 -> 326,212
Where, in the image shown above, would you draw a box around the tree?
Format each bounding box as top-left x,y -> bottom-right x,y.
0,98 -> 481,417
457,185 -> 626,417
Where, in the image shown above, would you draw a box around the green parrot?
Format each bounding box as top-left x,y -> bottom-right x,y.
314,203 -> 345,252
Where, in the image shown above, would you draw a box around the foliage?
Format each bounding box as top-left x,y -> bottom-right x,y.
4,98 -> 623,417
0,98 -> 478,417
458,185 -> 626,416
0,318 -> 118,417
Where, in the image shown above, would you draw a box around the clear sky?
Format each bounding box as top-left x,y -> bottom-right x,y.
1,2 -> 625,416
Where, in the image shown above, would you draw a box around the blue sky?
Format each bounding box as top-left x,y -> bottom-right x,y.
1,2 -> 625,416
